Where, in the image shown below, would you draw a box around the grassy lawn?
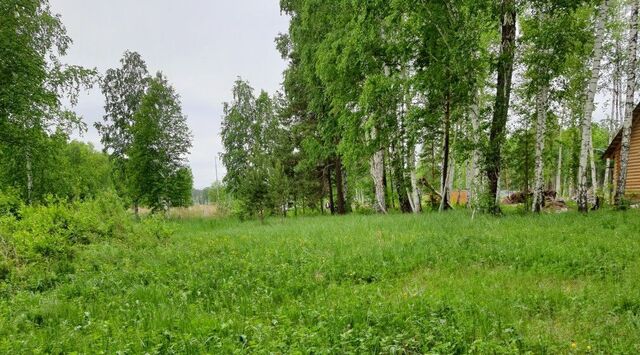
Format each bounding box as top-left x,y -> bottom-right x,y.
2,211 -> 640,353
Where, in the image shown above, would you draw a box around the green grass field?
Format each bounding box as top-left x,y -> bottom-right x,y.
2,211 -> 640,353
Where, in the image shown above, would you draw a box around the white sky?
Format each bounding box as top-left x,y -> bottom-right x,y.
50,0 -> 290,188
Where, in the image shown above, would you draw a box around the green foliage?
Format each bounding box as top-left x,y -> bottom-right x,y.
96,51 -> 150,162
0,134 -> 113,203
0,191 -> 172,296
128,73 -> 193,213
221,80 -> 294,219
1,192 -> 128,264
0,0 -> 96,205
0,189 -> 22,217
207,182 -> 233,212
2,211 -> 640,352
168,168 -> 194,208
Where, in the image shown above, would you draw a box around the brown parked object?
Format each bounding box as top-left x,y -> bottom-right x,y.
503,190 -> 557,205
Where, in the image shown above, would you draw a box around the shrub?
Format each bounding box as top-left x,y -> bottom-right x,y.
0,189 -> 22,217
1,192 -> 131,264
0,191 -> 178,295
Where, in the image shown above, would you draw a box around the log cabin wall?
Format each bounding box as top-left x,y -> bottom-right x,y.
624,115 -> 640,198
610,105 -> 640,201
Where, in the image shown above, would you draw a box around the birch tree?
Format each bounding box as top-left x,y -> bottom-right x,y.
469,100 -> 482,210
0,0 -> 95,203
577,0 -> 609,212
128,73 -> 192,214
532,87 -> 549,212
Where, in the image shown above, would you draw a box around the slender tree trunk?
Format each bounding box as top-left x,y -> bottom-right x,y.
335,158 -> 347,215
556,145 -> 563,198
385,150 -> 395,210
326,164 -> 335,214
440,93 -> 452,212
408,144 -> 421,213
604,80 -> 616,203
589,136 -> 598,200
578,0 -> 609,212
616,1 -> 639,207
524,122 -> 531,196
486,0 -> 516,214
532,86 -> 549,212
448,156 -> 455,197
25,148 -> 33,205
370,150 -> 387,213
469,100 -> 482,209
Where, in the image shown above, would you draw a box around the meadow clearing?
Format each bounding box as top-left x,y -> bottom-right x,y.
2,210 -> 640,353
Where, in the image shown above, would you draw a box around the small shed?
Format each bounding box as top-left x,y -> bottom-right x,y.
603,102 -> 640,201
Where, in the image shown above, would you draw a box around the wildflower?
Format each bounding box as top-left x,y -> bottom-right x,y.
571,341 -> 577,349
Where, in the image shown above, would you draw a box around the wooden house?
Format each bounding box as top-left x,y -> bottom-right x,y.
603,103 -> 640,201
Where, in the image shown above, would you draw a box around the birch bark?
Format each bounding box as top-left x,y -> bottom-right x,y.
408,144 -> 421,213
589,136 -> 598,199
578,0 -> 608,212
469,101 -> 481,209
370,147 -> 387,214
26,149 -> 33,205
556,145 -> 562,197
532,86 -> 549,212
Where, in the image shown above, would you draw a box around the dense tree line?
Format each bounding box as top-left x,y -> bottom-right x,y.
1,0 -> 193,214
1,0 -> 98,203
220,0 -> 639,218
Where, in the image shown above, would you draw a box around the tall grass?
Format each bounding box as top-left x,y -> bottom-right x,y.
1,210 -> 639,353
167,204 -> 226,219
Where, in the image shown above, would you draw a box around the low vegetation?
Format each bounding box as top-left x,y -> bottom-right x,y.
0,192 -> 169,295
2,209 -> 639,353
3,1 -> 640,353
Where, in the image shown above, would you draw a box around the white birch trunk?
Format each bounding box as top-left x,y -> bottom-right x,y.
495,175 -> 502,206
555,145 -> 562,198
578,0 -> 609,212
603,80 -> 616,202
371,148 -> 387,214
408,144 -> 421,213
532,86 -> 549,212
469,101 -> 481,209
616,1 -> 639,206
26,149 -> 33,204
465,160 -> 472,205
589,135 -> 598,199
603,158 -> 611,202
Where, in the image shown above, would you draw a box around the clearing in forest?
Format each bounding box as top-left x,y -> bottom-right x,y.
2,211 -> 640,353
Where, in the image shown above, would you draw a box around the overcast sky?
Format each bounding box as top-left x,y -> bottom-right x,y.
50,0 -> 290,188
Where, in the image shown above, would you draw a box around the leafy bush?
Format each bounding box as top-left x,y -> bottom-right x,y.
0,191 -> 170,294
0,188 -> 22,217
1,191 -> 130,264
